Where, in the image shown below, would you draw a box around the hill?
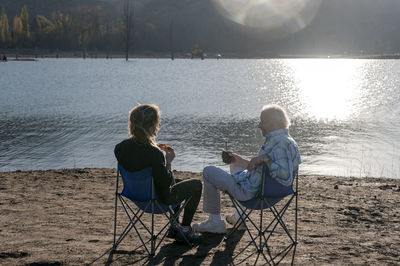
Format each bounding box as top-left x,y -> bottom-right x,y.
1,0 -> 400,56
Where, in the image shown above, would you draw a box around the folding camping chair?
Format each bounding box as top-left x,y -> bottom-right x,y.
225,164 -> 298,265
112,164 -> 192,257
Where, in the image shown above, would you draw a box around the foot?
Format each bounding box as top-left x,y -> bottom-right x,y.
175,227 -> 203,244
192,218 -> 226,234
166,225 -> 178,238
226,212 -> 245,230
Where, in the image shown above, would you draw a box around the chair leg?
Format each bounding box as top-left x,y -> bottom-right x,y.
150,201 -> 155,257
229,197 -> 298,265
291,192 -> 298,266
112,194 -> 194,258
164,195 -> 194,248
113,196 -> 118,250
113,171 -> 120,250
225,196 -> 252,240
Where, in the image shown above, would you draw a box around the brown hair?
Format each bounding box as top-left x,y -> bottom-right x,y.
128,104 -> 160,146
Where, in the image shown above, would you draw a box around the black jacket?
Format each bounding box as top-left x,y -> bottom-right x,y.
114,138 -> 174,202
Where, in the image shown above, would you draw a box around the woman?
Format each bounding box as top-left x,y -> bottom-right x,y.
114,104 -> 202,242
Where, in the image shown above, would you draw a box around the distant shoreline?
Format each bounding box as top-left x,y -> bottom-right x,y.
0,168 -> 398,180
1,50 -> 400,60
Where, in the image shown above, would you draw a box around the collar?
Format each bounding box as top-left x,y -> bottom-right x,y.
264,128 -> 289,139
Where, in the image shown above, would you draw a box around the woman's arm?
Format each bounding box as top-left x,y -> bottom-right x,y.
151,149 -> 174,201
165,147 -> 175,171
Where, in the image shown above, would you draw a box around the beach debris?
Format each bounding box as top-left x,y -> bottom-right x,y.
378,184 -> 396,190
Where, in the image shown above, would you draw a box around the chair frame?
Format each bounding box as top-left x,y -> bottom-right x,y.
112,165 -> 192,257
225,164 -> 298,265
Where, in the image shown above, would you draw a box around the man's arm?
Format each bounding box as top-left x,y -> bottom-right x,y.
229,152 -> 250,169
247,154 -> 272,171
268,142 -> 297,185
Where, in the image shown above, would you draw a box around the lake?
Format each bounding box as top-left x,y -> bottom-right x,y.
1,58 -> 399,178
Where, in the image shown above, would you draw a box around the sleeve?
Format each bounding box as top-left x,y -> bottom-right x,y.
151,149 -> 174,201
114,143 -> 121,161
268,140 -> 293,186
114,142 -> 128,168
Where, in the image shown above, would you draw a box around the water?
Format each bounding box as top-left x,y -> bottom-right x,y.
1,58 -> 399,178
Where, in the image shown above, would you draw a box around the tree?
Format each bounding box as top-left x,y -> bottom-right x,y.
34,15 -> 55,34
123,0 -> 135,61
32,15 -> 55,48
52,11 -> 71,49
0,8 -> 11,45
191,44 -> 204,59
20,5 -> 30,39
168,0 -> 174,60
92,6 -> 104,44
13,16 -> 23,43
53,12 -> 69,36
70,6 -> 104,50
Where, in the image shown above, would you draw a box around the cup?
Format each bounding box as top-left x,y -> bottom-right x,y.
158,143 -> 173,152
222,150 -> 234,164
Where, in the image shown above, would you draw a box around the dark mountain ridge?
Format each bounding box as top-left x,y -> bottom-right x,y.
1,0 -> 400,56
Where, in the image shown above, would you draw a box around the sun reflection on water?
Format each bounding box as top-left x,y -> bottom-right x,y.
287,59 -> 364,121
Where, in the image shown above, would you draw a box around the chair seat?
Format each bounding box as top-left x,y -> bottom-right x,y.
125,199 -> 179,214
239,192 -> 293,210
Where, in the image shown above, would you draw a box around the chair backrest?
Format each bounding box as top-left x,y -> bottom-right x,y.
239,164 -> 296,209
118,164 -> 176,214
118,164 -> 156,202
261,164 -> 295,198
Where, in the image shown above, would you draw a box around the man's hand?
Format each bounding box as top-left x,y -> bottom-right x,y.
229,152 -> 250,168
247,154 -> 270,171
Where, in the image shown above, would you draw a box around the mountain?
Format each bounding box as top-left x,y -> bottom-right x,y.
1,0 -> 400,56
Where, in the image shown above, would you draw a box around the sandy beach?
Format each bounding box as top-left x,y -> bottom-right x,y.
1,168 -> 399,265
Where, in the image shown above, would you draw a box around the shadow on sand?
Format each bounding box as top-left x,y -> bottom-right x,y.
101,229 -> 245,265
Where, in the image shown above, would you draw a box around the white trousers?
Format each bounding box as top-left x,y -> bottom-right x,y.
202,165 -> 252,214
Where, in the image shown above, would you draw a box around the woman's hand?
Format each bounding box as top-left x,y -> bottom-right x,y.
165,147 -> 175,164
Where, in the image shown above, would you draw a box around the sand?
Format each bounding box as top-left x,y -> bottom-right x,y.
1,168 -> 399,265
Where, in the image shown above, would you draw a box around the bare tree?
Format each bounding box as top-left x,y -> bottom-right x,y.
168,0 -> 174,60
123,0 -> 134,61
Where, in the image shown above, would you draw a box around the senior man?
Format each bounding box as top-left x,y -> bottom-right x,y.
193,104 -> 301,234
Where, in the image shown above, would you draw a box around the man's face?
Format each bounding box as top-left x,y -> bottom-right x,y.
258,111 -> 270,136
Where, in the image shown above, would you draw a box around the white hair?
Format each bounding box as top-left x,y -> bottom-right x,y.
262,104 -> 291,128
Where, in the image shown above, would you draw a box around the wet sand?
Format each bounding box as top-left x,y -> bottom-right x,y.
0,168 -> 399,265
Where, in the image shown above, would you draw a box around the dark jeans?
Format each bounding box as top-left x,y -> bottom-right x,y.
161,178 -> 202,226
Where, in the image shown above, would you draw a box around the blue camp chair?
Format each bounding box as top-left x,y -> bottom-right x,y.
112,164 -> 192,256
225,164 -> 298,265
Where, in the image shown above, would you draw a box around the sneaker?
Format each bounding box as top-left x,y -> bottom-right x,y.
192,218 -> 226,234
175,227 -> 203,244
226,212 -> 245,230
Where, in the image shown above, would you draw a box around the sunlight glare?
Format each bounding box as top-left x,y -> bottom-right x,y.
287,59 -> 363,121
211,0 -> 321,37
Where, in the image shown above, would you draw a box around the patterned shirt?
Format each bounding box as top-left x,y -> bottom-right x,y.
232,128 -> 301,198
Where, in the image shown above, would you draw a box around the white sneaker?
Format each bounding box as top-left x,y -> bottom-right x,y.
226,212 -> 245,230
192,218 -> 226,234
